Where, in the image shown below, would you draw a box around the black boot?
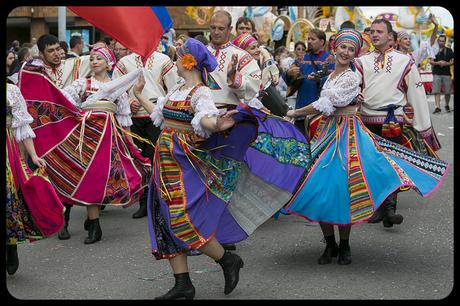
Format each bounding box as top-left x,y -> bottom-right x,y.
367,205 -> 385,223
222,244 -> 236,251
58,204 -> 72,240
132,202 -> 147,219
84,217 -> 90,231
382,195 -> 403,228
84,218 -> 102,244
155,272 -> 195,300
6,245 -> 19,275
318,235 -> 339,265
215,251 -> 244,295
132,189 -> 148,219
337,239 -> 352,265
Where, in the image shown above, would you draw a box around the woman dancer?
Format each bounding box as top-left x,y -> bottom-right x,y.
286,29 -> 448,265
6,81 -> 64,275
18,47 -> 150,244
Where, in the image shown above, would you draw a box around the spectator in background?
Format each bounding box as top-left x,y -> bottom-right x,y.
31,37 -> 37,45
339,20 -> 356,30
103,36 -> 115,50
174,34 -> 189,50
235,16 -> 256,36
9,40 -> 20,53
9,47 -> 33,81
430,34 -> 454,114
6,50 -> 16,75
327,34 -> 337,55
193,34 -> 209,46
294,41 -> 307,61
67,35 -> 84,58
388,30 -> 398,48
113,41 -> 130,61
59,41 -> 69,60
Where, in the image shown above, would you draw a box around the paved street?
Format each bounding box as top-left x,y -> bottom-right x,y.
7,95 -> 454,300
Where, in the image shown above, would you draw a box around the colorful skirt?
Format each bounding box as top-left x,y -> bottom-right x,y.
6,128 -> 64,245
19,68 -> 151,206
285,114 -> 449,226
401,106 -> 441,158
148,104 -> 309,259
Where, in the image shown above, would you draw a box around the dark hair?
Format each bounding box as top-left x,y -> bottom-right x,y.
193,34 -> 209,46
274,46 -> 287,57
390,31 -> 398,42
16,47 -> 31,62
212,10 -> 232,28
372,19 -> 393,33
69,35 -> 82,49
309,29 -> 327,46
340,20 -> 356,30
103,36 -> 113,46
59,41 -> 69,53
294,41 -> 307,50
235,17 -> 256,33
37,34 -> 59,52
438,34 -> 447,41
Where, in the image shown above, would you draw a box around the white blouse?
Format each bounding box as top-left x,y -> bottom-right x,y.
61,77 -> 132,127
151,84 -> 220,138
7,83 -> 36,142
311,68 -> 360,116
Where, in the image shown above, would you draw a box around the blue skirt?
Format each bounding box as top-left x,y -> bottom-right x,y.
285,114 -> 449,225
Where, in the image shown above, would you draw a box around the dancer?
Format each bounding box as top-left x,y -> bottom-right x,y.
285,29 -> 448,265
19,47 -> 151,244
6,82 -> 64,275
355,19 -> 441,227
134,38 -> 246,299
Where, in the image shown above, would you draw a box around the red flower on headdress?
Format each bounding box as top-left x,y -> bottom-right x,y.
181,54 -> 197,70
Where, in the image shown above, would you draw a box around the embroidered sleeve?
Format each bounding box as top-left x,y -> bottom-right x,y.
115,92 -> 133,127
229,50 -> 262,100
190,86 -> 220,138
61,78 -> 86,107
312,71 -> 360,116
406,64 -> 434,138
161,59 -> 179,93
8,84 -> 36,141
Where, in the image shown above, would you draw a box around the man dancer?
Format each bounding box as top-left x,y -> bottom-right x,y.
354,19 -> 438,228
112,48 -> 179,219
19,34 -> 90,240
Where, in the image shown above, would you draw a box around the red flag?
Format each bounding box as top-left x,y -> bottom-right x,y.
68,6 -> 173,63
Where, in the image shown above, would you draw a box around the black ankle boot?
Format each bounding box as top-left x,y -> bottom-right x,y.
84,218 -> 90,231
382,202 -> 403,228
318,235 -> 339,265
58,222 -> 70,240
58,204 -> 72,240
215,251 -> 244,295
337,240 -> 352,265
155,272 -> 195,300
6,245 -> 19,275
84,218 -> 102,244
222,244 -> 236,251
368,205 -> 385,223
132,202 -> 147,219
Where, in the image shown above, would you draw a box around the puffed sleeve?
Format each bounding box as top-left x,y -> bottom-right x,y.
190,86 -> 220,138
311,70 -> 360,116
7,84 -> 36,142
115,91 -> 133,127
61,78 -> 86,108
